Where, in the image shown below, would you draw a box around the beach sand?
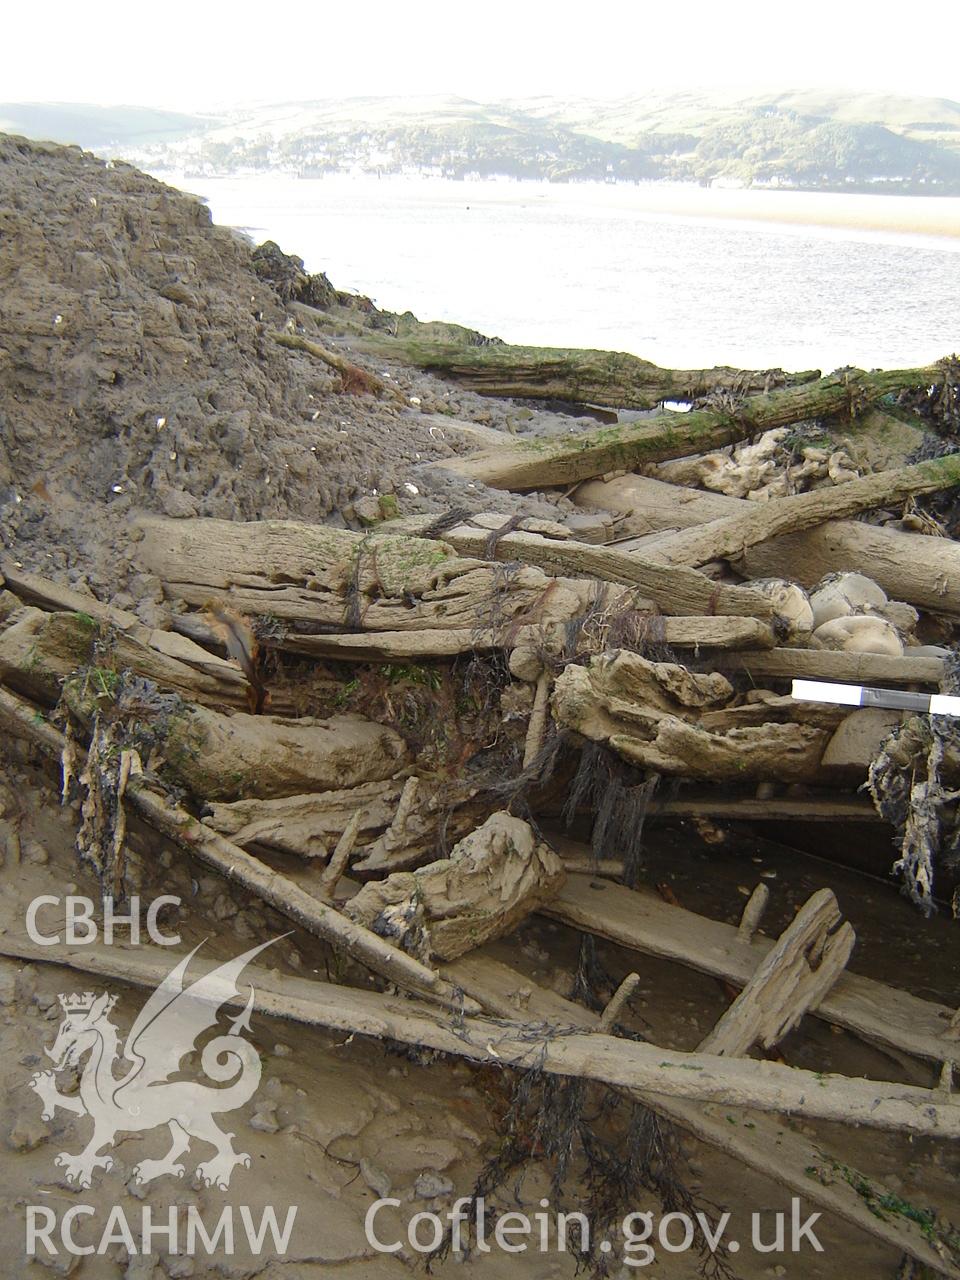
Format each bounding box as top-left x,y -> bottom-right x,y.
616,182 -> 960,242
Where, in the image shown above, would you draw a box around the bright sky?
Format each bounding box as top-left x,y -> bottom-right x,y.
5,0 -> 958,109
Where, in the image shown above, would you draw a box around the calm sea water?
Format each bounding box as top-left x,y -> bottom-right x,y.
162,173 -> 960,375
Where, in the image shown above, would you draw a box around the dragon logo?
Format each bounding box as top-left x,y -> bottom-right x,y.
29,938 -> 280,1191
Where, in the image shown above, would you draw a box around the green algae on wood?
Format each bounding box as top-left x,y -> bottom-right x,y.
357,333 -> 820,410
424,362 -> 951,491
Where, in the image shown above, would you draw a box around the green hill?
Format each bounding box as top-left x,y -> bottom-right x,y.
4,91 -> 960,192
0,102 -> 216,150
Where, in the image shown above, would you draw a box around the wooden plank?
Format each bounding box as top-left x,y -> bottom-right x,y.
0,927 -> 956,1136
653,792 -> 884,823
284,614 -> 775,660
444,954 -> 960,1280
540,870 -> 956,1065
399,518 -> 775,618
633,454 -> 960,568
698,889 -> 856,1056
716,647 -> 945,685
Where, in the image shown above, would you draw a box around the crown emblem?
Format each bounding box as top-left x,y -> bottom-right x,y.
57,992 -> 118,1015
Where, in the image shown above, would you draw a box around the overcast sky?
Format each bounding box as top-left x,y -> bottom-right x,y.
5,0 -> 958,109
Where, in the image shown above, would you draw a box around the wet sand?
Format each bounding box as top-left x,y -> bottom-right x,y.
618,182 -> 960,242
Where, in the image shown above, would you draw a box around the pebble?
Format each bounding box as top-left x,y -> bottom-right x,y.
6,1105 -> 50,1152
123,1260 -> 154,1280
211,893 -> 237,921
360,1158 -> 392,1198
413,1171 -> 454,1200
249,1109 -> 280,1134
24,841 -> 49,865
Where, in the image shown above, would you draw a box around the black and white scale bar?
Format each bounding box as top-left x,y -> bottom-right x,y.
791,678 -> 960,717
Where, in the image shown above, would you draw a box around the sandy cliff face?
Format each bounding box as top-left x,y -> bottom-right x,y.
0,135 -> 544,612
1,136 -> 297,517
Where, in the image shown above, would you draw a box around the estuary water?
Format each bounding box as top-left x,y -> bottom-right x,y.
162,172 -> 960,375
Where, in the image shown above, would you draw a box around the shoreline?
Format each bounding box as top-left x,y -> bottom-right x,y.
605,181 -> 960,243
161,169 -> 960,246
157,167 -> 960,372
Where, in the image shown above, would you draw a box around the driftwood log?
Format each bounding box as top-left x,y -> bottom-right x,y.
0,923 -> 953,1135
542,860 -> 958,1065
740,521 -> 960,617
139,512 -> 776,623
578,472 -> 753,534
204,782 -> 405,860
390,513 -> 775,618
0,596 -> 252,710
697,887 -> 856,1056
583,472 -> 960,617
203,779 -> 482,870
422,363 -> 946,490
60,674 -> 408,803
633,453 -> 960,568
551,649 -> 844,783
276,614 -> 776,660
4,934 -> 953,1277
137,516 -> 593,631
357,332 -> 819,408
345,812 -> 566,961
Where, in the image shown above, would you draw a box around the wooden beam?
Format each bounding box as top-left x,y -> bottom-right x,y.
653,791 -> 884,824
420,364 -> 943,490
0,928 -> 956,1136
540,868 -> 957,1065
443,953 -> 960,1280
638,454 -> 960,568
358,331 -> 819,409
716,647 -> 944,685
395,517 -> 775,619
282,614 -> 776,660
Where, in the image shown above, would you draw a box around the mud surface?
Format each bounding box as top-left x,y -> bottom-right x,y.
2,758 -> 958,1279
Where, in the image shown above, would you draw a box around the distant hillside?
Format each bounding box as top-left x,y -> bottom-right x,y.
0,102 -> 215,150
5,91 -> 960,192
